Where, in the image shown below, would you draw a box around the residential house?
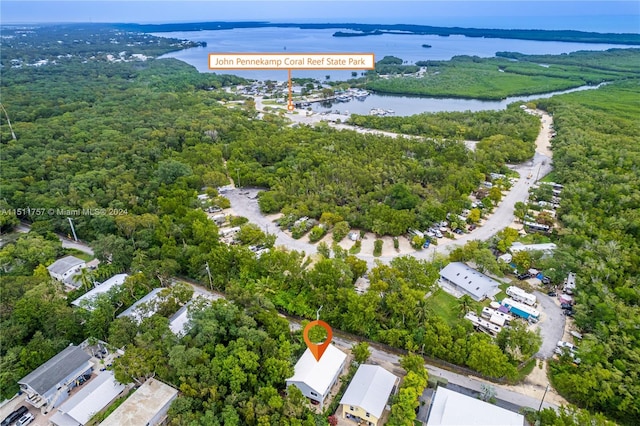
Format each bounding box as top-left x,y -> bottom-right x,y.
18,345 -> 93,413
71,274 -> 129,310
47,256 -> 86,283
117,288 -> 163,324
340,365 -> 398,426
49,371 -> 126,426
286,345 -> 347,408
99,378 -> 178,426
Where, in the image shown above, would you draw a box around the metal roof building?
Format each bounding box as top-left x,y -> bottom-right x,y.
47,256 -> 85,282
71,274 -> 129,310
427,387 -> 525,425
100,378 -> 178,426
49,371 -> 126,426
286,345 -> 347,408
117,288 -> 163,324
340,364 -> 398,426
439,262 -> 501,301
18,345 -> 93,410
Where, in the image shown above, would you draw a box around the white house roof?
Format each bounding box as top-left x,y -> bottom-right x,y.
72,274 -> 129,309
47,256 -> 85,275
18,345 -> 91,395
439,262 -> 501,300
510,242 -> 557,254
339,365 -> 398,419
117,288 -> 163,324
100,378 -> 178,426
169,303 -> 190,336
427,387 -> 524,426
287,345 -> 347,396
49,371 -> 125,426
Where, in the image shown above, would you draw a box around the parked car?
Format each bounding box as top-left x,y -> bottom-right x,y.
468,224 -> 477,231
1,406 -> 28,426
453,228 -> 464,235
15,413 -> 35,426
564,310 -> 575,317
517,272 -> 531,280
422,240 -> 430,249
547,291 -> 557,297
541,276 -> 552,285
561,303 -> 573,310
557,341 -> 576,351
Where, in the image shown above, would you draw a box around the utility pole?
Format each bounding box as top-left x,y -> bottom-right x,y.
0,103 -> 17,141
67,217 -> 78,242
204,262 -> 213,288
538,384 -> 550,412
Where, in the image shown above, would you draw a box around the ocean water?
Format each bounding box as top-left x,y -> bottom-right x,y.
155,27 -> 638,81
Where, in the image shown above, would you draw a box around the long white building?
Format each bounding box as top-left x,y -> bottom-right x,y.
506,286 -> 537,306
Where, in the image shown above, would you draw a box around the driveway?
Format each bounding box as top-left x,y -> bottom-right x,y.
535,291 -> 566,359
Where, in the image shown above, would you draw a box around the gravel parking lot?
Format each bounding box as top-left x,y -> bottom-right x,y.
534,290 -> 566,358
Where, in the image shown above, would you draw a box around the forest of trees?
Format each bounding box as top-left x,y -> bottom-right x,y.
1,24 -> 639,425
364,49 -> 640,99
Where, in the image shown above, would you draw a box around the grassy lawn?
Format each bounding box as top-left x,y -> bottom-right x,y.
427,288 -> 463,326
539,171 -> 558,183
64,249 -> 94,262
513,357 -> 538,383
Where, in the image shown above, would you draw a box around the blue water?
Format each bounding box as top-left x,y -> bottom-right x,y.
155,27 -> 638,81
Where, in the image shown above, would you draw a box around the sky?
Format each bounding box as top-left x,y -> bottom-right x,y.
1,1 -> 639,33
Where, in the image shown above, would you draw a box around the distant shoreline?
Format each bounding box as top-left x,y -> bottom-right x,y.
118,21 -> 640,45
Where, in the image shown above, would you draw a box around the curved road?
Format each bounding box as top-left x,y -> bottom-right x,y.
228,107 -> 554,268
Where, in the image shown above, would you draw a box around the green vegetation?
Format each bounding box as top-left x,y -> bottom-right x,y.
533,80 -> 640,425
387,354 -> 428,425
365,49 -> 640,99
2,24 -> 638,424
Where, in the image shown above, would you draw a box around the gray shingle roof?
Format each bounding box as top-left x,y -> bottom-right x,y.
18,345 -> 91,395
47,256 -> 85,276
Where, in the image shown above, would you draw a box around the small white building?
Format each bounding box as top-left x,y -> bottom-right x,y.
286,345 -> 347,408
427,387 -> 525,425
100,378 -> 178,426
47,256 -> 86,282
72,274 -> 129,310
49,371 -> 126,426
509,242 -> 557,255
340,364 -> 399,426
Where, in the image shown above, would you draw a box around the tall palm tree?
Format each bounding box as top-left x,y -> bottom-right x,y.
458,294 -> 473,317
78,267 -> 96,292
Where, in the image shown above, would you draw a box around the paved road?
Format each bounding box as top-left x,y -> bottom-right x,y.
274,316 -> 557,412
17,223 -> 95,255
535,290 -> 566,359
229,106 -> 553,268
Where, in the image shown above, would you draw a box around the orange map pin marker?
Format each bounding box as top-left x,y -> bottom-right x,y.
303,320 -> 333,362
